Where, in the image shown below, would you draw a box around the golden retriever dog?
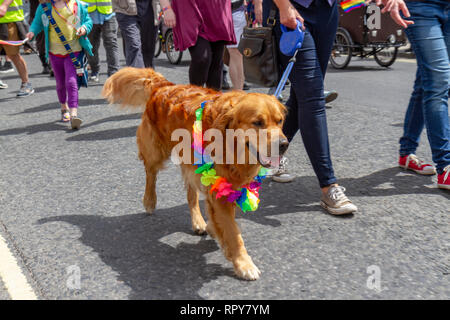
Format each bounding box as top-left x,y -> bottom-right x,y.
102,67 -> 288,280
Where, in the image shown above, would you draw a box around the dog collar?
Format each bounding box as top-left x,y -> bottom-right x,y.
192,101 -> 267,212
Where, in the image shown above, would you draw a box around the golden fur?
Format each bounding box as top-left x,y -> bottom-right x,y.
103,67 -> 287,280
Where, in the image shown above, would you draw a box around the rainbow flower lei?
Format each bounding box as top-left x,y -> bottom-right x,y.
193,101 -> 267,212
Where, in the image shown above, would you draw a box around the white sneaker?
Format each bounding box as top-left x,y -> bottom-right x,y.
89,73 -> 100,83
270,157 -> 295,183
320,185 -> 357,215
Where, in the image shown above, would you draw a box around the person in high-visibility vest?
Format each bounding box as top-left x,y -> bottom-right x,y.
0,0 -> 34,96
85,0 -> 119,82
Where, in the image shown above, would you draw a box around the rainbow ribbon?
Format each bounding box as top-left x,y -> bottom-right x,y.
193,101 -> 267,213
341,0 -> 365,12
0,39 -> 28,46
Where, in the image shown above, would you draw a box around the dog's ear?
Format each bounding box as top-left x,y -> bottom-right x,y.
213,110 -> 233,132
210,96 -> 236,132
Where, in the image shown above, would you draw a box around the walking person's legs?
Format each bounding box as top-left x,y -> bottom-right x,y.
227,9 -> 246,90
116,12 -> 145,68
64,54 -> 82,129
3,23 -> 33,96
206,41 -> 226,90
399,68 -> 425,157
49,53 -> 70,120
87,24 -> 102,80
101,17 -> 120,76
137,0 -> 156,68
273,0 -> 356,213
188,36 -> 213,87
227,48 -> 244,90
400,1 -> 450,188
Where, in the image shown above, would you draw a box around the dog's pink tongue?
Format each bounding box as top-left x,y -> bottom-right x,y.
270,156 -> 281,168
260,154 -> 281,168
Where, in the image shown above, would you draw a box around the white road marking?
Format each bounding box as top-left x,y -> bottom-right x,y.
0,233 -> 37,300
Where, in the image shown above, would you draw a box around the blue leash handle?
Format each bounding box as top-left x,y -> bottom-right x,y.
274,20 -> 304,99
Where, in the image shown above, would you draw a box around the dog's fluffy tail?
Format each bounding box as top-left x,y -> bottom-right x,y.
102,67 -> 174,111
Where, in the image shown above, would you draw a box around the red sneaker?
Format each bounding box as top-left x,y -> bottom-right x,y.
399,154 -> 436,175
437,165 -> 450,190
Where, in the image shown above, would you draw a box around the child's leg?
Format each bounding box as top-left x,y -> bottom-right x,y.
63,54 -> 79,118
49,54 -> 67,110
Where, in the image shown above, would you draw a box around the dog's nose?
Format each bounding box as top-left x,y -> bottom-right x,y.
279,139 -> 289,155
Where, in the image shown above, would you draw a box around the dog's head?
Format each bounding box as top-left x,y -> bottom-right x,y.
213,92 -> 288,168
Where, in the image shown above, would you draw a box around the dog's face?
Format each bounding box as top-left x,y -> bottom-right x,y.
223,93 -> 288,168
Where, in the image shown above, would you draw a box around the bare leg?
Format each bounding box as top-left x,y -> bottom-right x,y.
8,54 -> 28,83
227,48 -> 244,90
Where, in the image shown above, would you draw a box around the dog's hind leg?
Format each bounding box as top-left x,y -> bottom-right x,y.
137,117 -> 167,214
206,196 -> 261,281
142,165 -> 160,214
187,185 -> 207,235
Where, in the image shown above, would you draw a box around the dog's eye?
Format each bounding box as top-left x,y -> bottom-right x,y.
253,120 -> 264,127
277,119 -> 283,125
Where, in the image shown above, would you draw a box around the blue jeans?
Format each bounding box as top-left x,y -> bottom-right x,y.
399,1 -> 450,174
264,0 -> 338,187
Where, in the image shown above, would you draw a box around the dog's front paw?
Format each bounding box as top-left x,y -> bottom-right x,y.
143,197 -> 156,214
192,221 -> 207,235
234,258 -> 261,281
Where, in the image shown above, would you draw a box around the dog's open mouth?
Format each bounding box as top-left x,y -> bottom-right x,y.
246,142 -> 281,168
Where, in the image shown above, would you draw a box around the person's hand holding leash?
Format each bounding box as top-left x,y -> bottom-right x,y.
26,32 -> 34,41
274,0 -> 305,30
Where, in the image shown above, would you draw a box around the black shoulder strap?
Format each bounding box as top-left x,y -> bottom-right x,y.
267,2 -> 278,28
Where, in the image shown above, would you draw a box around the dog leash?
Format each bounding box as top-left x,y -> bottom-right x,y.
274,20 -> 305,99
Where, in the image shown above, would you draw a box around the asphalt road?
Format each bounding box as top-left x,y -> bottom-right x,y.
0,45 -> 449,300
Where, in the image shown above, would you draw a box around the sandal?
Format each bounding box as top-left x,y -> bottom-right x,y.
61,109 -> 71,122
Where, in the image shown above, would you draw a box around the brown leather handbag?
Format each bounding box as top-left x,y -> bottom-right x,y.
238,5 -> 278,87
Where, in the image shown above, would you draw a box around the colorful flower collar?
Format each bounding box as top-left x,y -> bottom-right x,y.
192,101 -> 267,212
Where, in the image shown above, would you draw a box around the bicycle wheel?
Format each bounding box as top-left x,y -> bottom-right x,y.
155,36 -> 162,58
165,29 -> 183,65
330,27 -> 353,69
374,46 -> 398,68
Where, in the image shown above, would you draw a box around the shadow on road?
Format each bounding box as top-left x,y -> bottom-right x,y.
241,167 -> 448,227
10,99 -> 108,115
65,125 -> 138,141
0,120 -> 71,136
37,166 -> 448,298
0,111 -> 140,138
38,209 -> 230,300
81,113 -> 141,129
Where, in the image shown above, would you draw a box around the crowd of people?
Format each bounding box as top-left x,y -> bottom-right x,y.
0,0 -> 449,215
